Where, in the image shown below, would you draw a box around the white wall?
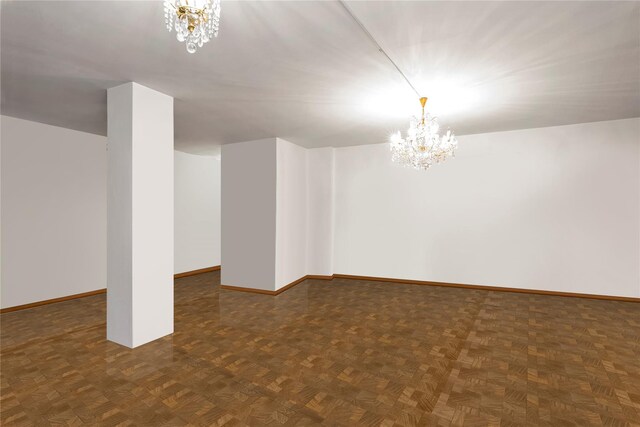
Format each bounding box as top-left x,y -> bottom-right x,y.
4,115 -> 636,302
1,115 -> 222,309
306,147 -> 334,276
333,118 -> 640,298
275,138 -> 308,289
1,115 -> 107,308
174,151 -> 221,273
221,138 -> 277,291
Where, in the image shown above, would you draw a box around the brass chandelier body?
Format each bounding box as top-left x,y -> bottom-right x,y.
164,0 -> 221,53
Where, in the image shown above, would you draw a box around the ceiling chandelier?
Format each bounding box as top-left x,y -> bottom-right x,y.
390,97 -> 458,170
164,0 -> 221,53
338,1 -> 459,170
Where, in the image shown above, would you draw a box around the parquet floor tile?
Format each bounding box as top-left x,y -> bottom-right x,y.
1,272 -> 639,426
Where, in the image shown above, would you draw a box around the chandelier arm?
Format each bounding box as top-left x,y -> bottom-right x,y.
337,0 -> 420,98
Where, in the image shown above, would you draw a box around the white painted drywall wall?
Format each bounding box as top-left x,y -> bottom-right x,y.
4,115 -> 635,303
275,138 -> 308,289
1,115 -> 107,308
333,118 -> 640,298
306,147 -> 334,276
221,138 -> 277,291
1,115 -> 223,309
174,151 -> 221,274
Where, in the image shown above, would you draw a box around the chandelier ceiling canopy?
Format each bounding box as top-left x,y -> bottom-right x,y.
164,0 -> 221,53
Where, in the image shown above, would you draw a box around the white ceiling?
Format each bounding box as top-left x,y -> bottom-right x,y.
2,1 -> 639,155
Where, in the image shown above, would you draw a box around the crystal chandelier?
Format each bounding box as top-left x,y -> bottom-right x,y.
337,1 -> 459,171
164,0 -> 221,53
390,97 -> 458,170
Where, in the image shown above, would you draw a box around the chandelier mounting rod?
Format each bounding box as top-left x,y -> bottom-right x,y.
337,0 -> 421,99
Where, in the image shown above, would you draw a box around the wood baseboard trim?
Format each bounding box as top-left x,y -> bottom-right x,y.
332,274 -> 640,302
274,276 -> 307,295
174,265 -> 221,279
219,284 -> 276,295
221,274 -> 334,296
305,275 -> 334,280
220,277 -> 304,296
0,289 -> 107,314
5,270 -> 634,313
3,266 -> 222,313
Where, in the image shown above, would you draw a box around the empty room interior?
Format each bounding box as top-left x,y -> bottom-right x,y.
1,0 -> 640,425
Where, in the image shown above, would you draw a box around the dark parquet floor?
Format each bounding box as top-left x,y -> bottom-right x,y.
2,272 -> 640,426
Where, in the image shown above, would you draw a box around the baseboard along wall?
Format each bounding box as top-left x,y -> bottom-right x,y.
222,273 -> 640,302
174,265 -> 221,279
220,275 -> 333,296
1,265 -> 222,313
2,266 -> 637,313
0,289 -> 108,314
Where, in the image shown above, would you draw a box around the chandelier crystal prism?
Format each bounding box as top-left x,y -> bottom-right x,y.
390,97 -> 458,170
164,0 -> 221,53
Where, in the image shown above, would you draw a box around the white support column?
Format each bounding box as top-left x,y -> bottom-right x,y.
222,138 -> 331,292
275,139 -> 308,288
221,138 -> 278,292
107,82 -> 174,348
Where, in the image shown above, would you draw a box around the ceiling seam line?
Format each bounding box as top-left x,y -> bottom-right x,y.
337,0 -> 421,98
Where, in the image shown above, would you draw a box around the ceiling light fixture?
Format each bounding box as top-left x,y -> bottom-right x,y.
164,0 -> 221,53
338,1 -> 458,170
390,97 -> 457,170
